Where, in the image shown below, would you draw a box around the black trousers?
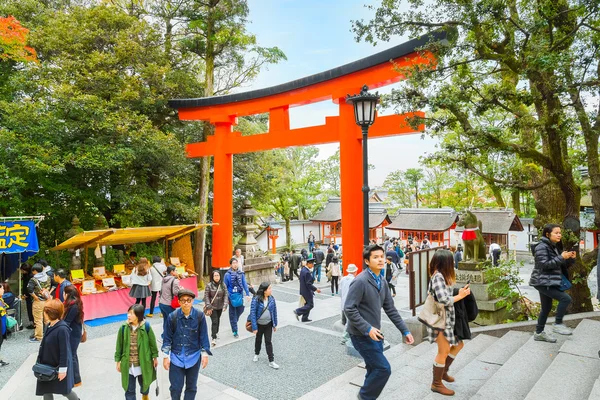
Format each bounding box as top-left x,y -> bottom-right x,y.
331,276 -> 339,293
135,297 -> 147,309
26,295 -> 34,324
536,286 -> 572,333
289,268 -> 300,281
210,308 -> 223,339
255,322 -> 274,362
149,291 -> 159,314
295,298 -> 314,321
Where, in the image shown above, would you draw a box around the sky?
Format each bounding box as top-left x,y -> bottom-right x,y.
242,0 -> 439,186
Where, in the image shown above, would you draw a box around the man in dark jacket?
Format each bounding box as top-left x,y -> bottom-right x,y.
345,244 -> 414,400
288,250 -> 302,281
529,224 -> 576,342
53,269 -> 72,302
293,258 -> 320,322
312,245 -> 325,282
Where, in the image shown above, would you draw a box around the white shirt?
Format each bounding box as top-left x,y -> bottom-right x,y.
489,243 -> 501,254
339,274 -> 355,311
234,255 -> 245,272
149,262 -> 167,292
130,269 -> 152,286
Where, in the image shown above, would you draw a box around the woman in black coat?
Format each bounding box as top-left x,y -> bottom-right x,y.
36,299 -> 79,400
529,224 -> 576,342
62,285 -> 83,386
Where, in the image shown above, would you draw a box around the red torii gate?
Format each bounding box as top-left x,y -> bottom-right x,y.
169,31 -> 447,273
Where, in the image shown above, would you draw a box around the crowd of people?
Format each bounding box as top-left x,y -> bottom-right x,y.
0,222 -> 581,399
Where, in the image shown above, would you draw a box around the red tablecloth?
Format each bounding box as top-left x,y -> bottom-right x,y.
81,276 -> 198,321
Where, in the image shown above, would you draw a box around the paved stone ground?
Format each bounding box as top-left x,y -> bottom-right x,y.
2,263 -> 598,399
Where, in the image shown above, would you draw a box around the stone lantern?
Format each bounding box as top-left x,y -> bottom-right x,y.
65,216 -> 84,269
234,200 -> 260,259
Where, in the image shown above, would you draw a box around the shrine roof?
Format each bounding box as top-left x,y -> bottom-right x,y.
455,209 -> 524,234
387,208 -> 459,232
168,30 -> 450,109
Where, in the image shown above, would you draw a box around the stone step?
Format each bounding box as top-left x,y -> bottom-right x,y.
378,334 -> 498,400
558,319 -> 600,359
588,378 -> 600,400
471,335 -> 565,400
524,352 -> 600,400
423,331 -> 532,400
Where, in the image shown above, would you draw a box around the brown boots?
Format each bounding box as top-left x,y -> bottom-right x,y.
431,365 -> 455,396
443,355 -> 456,382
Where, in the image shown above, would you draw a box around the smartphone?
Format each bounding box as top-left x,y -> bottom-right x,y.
570,245 -> 579,252
465,280 -> 471,286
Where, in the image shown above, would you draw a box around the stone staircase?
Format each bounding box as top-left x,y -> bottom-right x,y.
302,319 -> 600,400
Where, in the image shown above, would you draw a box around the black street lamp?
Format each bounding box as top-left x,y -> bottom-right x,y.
346,85 -> 380,247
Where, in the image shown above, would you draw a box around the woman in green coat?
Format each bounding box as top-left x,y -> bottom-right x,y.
114,304 -> 158,400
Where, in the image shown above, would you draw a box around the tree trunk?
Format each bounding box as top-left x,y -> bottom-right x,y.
489,183 -> 506,208
511,190 -> 520,215
285,217 -> 291,249
194,4 -> 216,276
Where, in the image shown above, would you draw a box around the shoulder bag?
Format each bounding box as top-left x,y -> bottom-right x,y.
170,279 -> 180,309
559,274 -> 572,291
34,278 -> 52,301
245,298 -> 270,333
81,323 -> 88,343
417,280 -> 446,329
32,340 -> 58,381
203,286 -> 220,316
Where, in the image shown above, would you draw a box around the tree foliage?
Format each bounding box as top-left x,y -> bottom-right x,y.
353,0 -> 600,311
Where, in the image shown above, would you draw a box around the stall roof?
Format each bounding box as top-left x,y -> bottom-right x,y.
455,209 -> 523,234
311,198 -> 342,223
52,224 -> 213,251
387,209 -> 459,232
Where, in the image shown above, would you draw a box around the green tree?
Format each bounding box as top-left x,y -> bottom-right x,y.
383,169 -> 413,209
177,0 -> 286,273
405,168 -> 424,208
0,4 -> 201,247
352,0 -> 598,311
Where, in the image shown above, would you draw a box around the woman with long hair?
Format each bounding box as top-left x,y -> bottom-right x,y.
329,256 -> 341,295
35,299 -> 79,400
249,282 -> 279,369
426,249 -> 471,396
529,224 -> 576,341
62,285 -> 84,386
203,270 -> 228,347
129,258 -> 152,310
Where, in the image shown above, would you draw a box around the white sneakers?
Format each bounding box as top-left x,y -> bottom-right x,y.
552,323 -> 573,335
253,355 -> 279,369
269,362 -> 280,369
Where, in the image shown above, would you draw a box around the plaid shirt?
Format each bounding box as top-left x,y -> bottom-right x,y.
426,271 -> 458,345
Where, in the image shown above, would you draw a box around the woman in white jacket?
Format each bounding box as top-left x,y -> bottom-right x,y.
129,257 -> 152,312
147,256 -> 166,318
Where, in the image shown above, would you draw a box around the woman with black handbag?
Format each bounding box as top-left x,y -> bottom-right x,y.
204,270 -> 228,347
425,250 -> 470,396
34,298 -> 79,400
62,285 -> 84,387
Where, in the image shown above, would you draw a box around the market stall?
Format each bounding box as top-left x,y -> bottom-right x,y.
52,224 -> 211,321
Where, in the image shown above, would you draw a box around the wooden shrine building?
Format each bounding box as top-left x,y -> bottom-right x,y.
386,208 -> 459,247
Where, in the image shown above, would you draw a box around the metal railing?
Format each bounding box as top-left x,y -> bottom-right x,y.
408,247 -> 442,316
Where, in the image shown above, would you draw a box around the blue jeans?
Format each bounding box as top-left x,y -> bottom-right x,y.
125,374 -> 148,400
169,359 -> 200,400
309,242 -> 314,252
312,264 -> 322,282
228,304 -> 245,333
350,335 -> 391,400
159,303 -> 175,339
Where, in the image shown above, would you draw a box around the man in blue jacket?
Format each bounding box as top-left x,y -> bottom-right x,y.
53,269 -> 72,302
224,258 -> 250,338
293,258 -> 321,322
344,244 -> 415,400
163,289 -> 212,400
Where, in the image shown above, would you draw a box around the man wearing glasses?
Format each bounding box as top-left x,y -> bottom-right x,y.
162,289 -> 212,400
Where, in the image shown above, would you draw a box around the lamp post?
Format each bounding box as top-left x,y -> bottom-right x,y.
346,85 -> 380,247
